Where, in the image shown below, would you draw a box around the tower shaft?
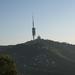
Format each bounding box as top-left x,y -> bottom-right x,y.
32,16 -> 36,40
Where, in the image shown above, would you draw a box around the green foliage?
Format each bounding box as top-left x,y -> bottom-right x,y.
0,54 -> 17,75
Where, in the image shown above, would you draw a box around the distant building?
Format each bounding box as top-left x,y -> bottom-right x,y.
37,36 -> 41,40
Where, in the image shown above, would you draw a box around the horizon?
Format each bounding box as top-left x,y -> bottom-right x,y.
0,0 -> 75,45
0,38 -> 75,46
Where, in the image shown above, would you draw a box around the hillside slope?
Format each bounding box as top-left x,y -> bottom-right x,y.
1,39 -> 75,75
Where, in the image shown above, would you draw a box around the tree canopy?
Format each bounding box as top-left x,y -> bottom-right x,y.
0,54 -> 17,75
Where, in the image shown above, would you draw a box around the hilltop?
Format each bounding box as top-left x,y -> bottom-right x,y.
1,39 -> 75,75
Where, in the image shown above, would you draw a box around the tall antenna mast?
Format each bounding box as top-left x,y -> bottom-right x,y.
32,16 -> 36,40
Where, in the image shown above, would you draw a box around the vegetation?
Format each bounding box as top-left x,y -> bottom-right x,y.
0,54 -> 17,75
1,39 -> 75,75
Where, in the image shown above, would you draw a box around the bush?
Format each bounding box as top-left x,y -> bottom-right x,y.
0,54 -> 17,75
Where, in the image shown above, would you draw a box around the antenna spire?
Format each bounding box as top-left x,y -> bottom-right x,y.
32,16 -> 34,27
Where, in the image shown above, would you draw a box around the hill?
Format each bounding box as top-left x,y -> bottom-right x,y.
1,39 -> 75,75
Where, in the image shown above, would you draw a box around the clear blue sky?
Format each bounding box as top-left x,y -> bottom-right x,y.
0,0 -> 75,45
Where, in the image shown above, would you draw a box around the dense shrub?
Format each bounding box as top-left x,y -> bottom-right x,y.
0,54 -> 17,75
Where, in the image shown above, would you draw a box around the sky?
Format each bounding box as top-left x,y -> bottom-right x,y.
0,0 -> 75,45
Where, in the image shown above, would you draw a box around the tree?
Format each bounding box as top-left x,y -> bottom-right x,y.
0,54 -> 17,75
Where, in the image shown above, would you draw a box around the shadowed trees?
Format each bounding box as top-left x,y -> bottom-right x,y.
0,54 -> 17,75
